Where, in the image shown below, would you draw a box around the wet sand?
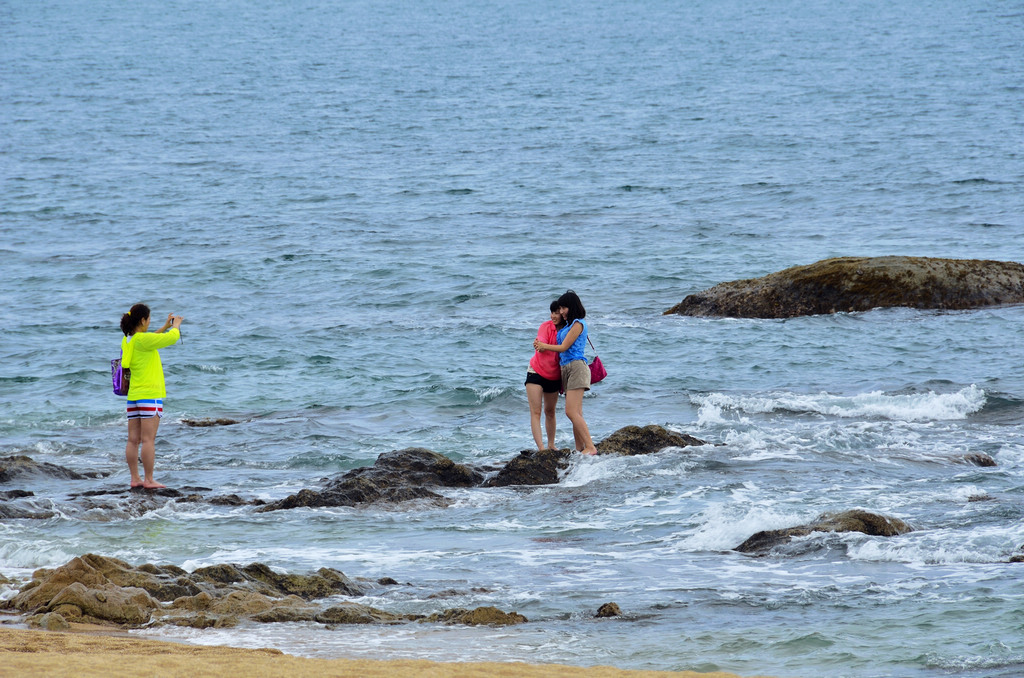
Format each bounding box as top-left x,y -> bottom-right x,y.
0,626 -> 769,678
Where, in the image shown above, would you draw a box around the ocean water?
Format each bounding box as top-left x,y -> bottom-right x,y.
2,1 -> 1024,676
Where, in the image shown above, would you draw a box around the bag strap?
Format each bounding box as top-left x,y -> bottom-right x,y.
587,335 -> 597,353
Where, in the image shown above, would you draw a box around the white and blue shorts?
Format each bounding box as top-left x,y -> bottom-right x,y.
126,399 -> 163,419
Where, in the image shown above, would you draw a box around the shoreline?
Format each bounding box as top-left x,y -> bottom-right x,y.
0,626 -> 770,678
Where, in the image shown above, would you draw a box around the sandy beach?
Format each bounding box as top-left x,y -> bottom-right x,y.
0,626 -> 769,678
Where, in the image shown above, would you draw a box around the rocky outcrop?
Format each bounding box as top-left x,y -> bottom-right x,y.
3,553 -> 528,630
595,602 -> 622,618
485,449 -> 573,487
422,606 -> 528,626
735,510 -> 913,554
963,453 -> 997,467
257,448 -> 483,512
595,425 -> 705,456
7,425 -> 708,517
666,256 -> 1024,318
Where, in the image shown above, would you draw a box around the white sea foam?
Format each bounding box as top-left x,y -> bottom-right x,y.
677,501 -> 814,552
692,385 -> 986,422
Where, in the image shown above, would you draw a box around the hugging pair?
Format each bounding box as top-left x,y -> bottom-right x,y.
525,290 -> 597,455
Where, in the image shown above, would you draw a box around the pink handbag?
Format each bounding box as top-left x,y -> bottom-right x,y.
587,337 -> 607,384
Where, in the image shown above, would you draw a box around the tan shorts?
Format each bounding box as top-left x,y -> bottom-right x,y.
561,359 -> 591,392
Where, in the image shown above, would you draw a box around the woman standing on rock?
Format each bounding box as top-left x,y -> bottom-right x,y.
526,300 -> 565,451
119,303 -> 183,489
533,290 -> 597,455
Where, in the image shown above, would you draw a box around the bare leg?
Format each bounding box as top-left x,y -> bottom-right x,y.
527,383 -> 547,451
125,418 -> 143,487
139,416 -> 165,488
564,389 -> 597,454
543,391 -> 558,450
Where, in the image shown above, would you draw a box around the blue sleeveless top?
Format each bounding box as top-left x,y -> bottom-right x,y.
556,319 -> 587,366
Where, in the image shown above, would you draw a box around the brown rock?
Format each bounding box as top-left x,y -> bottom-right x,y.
423,606 -> 528,626
596,425 -> 706,456
181,418 -> 241,427
32,612 -> 71,631
595,602 -> 622,618
666,256 -> 1024,318
963,453 -> 997,467
735,510 -> 913,554
315,602 -> 411,625
44,581 -> 158,625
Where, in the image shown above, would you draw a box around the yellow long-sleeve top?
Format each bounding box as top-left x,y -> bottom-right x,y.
121,328 -> 180,400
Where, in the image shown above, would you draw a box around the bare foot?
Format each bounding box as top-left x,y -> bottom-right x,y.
130,479 -> 144,488
142,481 -> 167,489
581,449 -> 598,455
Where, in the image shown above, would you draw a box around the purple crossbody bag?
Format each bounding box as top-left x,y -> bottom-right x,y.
112,342 -> 131,396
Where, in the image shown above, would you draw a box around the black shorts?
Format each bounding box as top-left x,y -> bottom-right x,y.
525,371 -> 561,394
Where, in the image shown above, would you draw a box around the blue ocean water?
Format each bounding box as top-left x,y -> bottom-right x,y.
2,1 -> 1024,676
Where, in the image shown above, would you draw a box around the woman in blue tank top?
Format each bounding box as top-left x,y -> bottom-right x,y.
533,290 -> 597,454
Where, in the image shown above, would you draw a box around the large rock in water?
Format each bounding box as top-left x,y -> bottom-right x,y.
735,510 -> 913,554
665,256 -> 1024,318
257,448 -> 483,512
595,425 -> 705,456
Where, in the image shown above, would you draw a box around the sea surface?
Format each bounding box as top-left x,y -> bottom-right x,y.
2,1 -> 1024,676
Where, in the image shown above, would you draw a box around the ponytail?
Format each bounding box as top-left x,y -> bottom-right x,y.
120,303 -> 150,336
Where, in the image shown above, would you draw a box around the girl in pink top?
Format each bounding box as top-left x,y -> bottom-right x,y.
525,301 -> 565,451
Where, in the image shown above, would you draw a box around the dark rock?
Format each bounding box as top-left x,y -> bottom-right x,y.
258,448 -> 480,512
0,490 -> 34,500
666,256 -> 1024,319
0,455 -> 92,483
485,448 -> 572,487
1010,555 -> 1024,563
735,510 -> 913,554
596,425 -> 706,456
377,577 -> 399,586
963,453 -> 997,467
595,602 -> 622,618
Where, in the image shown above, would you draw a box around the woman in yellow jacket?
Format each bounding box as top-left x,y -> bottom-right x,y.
119,303 -> 183,489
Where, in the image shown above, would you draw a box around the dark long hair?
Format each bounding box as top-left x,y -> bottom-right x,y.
120,303 -> 150,336
556,290 -> 586,324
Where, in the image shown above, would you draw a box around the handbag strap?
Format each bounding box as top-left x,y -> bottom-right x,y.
587,335 -> 597,353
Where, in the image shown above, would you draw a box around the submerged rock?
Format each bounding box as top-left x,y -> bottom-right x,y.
181,418 -> 242,427
735,510 -> 913,554
666,256 -> 1024,318
595,425 -> 706,456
